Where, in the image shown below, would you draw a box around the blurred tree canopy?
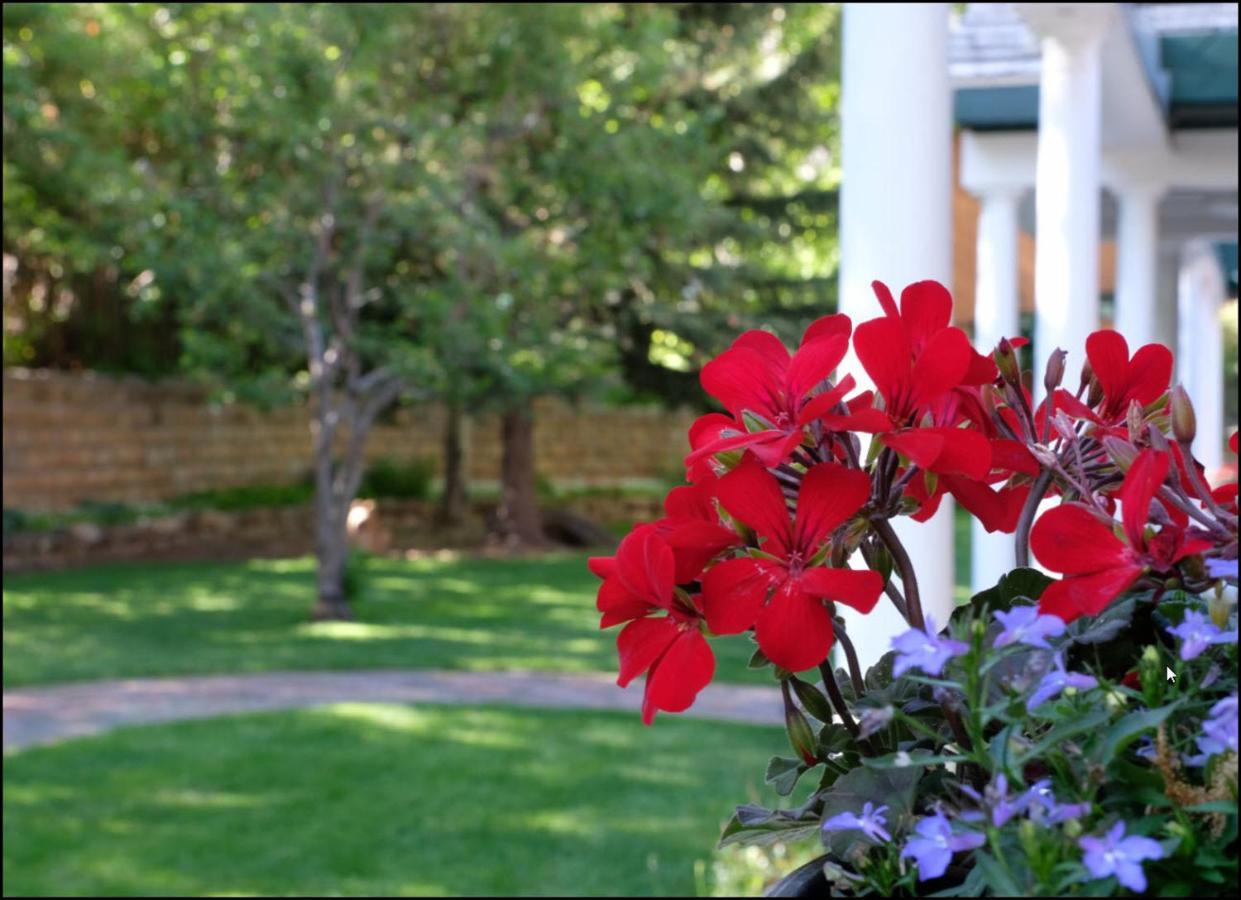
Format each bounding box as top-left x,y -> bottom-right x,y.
3,3 -> 844,587
3,3 -> 842,398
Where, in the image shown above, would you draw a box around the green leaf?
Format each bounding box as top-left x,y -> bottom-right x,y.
861,750 -> 969,770
1094,701 -> 1182,765
953,567 -> 1052,627
765,755 -> 809,797
974,851 -> 1022,896
818,766 -> 922,855
718,804 -> 821,849
747,646 -> 770,669
791,677 -> 835,724
1016,708 -> 1112,766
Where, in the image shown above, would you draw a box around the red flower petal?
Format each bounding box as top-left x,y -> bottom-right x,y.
1031,505 -> 1128,575
755,584 -> 834,672
598,577 -> 656,628
1086,330 -> 1131,408
798,566 -> 884,614
882,429 -> 946,470
1125,343 -> 1173,407
797,376 -> 855,425
853,316 -> 910,409
664,520 -> 739,584
701,346 -> 784,421
616,616 -> 679,687
716,458 -> 793,557
871,280 -> 900,319
801,313 -> 852,347
819,408 -> 895,433
794,463 -> 871,552
899,281 -> 954,351
642,628 -> 715,724
989,439 -> 1041,477
615,527 -> 676,610
1038,565 -> 1143,622
701,557 -> 775,634
786,335 -> 849,402
1120,449 -> 1169,550
911,328 -> 972,408
944,476 -> 1030,534
732,328 -> 791,368
587,555 -> 617,580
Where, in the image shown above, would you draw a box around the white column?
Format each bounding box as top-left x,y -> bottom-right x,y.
1019,5 -> 1114,395
1114,184 -> 1165,347
970,188 -> 1022,595
838,3 -> 954,663
1177,240 -> 1226,477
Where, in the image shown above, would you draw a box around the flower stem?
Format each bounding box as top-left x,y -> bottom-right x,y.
833,619 -> 866,696
1014,468 -> 1053,567
871,518 -> 925,630
818,661 -> 861,740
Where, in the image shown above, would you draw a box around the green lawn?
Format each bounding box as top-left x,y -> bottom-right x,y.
2,554 -> 769,688
3,704 -> 808,897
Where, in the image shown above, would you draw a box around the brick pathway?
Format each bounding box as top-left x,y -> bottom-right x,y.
3,669 -> 783,752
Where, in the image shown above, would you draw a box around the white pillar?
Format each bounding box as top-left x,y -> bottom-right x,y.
1019,5 -> 1114,395
1114,184 -> 1165,347
970,188 -> 1022,595
1177,240 -> 1226,477
838,3 -> 953,663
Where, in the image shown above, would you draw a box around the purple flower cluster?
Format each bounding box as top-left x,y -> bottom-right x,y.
1079,822 -> 1165,892
993,606 -> 1065,650
1187,694 -> 1238,766
890,617 -> 968,678
821,801 -> 891,843
1029,653 -> 1098,708
960,775 -> 1090,829
1167,610 -> 1237,661
900,810 -> 984,881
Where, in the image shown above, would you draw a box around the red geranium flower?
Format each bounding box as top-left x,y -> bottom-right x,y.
1042,331 -> 1173,429
589,527 -> 715,724
1032,449 -> 1211,622
690,315 -> 869,469
651,473 -> 739,583
700,459 -> 883,671
853,281 -> 993,481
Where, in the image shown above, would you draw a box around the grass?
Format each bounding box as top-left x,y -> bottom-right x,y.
2,704 -> 812,897
2,553 -> 772,689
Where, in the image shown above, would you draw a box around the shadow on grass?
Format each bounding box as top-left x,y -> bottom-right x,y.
3,555 -> 765,688
3,704 -> 790,897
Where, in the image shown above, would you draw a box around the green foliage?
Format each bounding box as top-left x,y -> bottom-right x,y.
168,481 -> 315,511
357,457 -> 435,501
728,581 -> 1239,897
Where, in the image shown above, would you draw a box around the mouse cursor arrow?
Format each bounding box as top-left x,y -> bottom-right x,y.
1166,667 -> 1176,683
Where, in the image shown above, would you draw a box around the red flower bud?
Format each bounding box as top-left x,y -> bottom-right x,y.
1044,349 -> 1067,394
993,338 -> 1020,386
1170,385 -> 1196,444
1102,436 -> 1138,472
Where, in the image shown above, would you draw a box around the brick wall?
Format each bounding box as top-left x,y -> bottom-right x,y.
2,369 -> 699,511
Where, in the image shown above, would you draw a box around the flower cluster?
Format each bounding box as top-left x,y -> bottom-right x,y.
589,279 -> 1237,724
588,278 -> 1238,896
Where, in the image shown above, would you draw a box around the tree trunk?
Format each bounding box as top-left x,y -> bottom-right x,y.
436,403 -> 469,526
496,402 -> 546,547
312,502 -> 352,620
310,415 -> 353,621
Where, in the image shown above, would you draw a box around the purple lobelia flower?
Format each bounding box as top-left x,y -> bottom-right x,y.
1187,695 -> 1238,766
1167,610 -> 1237,661
993,605 -> 1065,650
1028,653 -> 1098,708
900,811 -> 985,881
891,617 -> 969,679
1205,558 -> 1238,581
959,774 -> 1025,828
1021,780 -> 1091,825
1078,822 -> 1164,892
821,801 -> 892,843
